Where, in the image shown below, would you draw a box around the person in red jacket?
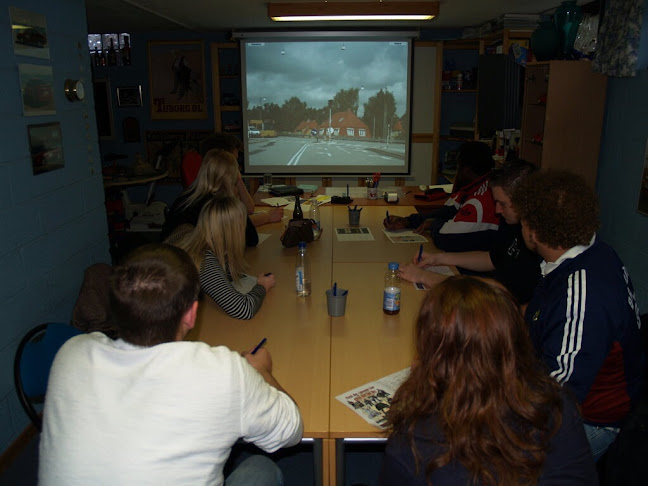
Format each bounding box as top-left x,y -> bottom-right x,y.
384,142 -> 499,252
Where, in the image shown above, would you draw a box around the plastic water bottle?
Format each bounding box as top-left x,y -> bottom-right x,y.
309,200 -> 321,240
383,262 -> 401,315
296,241 -> 311,297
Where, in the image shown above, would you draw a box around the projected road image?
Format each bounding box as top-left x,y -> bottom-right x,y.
243,38 -> 411,173
248,136 -> 405,168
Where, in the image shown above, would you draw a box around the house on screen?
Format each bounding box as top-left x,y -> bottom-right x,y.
319,110 -> 372,139
294,119 -> 319,136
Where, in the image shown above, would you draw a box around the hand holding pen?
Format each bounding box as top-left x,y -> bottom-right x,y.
257,272 -> 276,291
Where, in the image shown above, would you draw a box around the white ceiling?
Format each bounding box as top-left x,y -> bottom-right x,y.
84,0 -> 566,34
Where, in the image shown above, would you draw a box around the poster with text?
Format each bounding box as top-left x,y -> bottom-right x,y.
148,41 -> 207,120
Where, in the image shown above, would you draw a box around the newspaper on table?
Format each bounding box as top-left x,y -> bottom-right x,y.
336,368 -> 410,429
381,228 -> 428,243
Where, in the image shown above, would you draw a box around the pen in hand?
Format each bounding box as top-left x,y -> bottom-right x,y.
417,244 -> 423,263
386,211 -> 390,224
251,337 -> 267,355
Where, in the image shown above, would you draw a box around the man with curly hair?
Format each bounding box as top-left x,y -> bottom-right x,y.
513,170 -> 644,461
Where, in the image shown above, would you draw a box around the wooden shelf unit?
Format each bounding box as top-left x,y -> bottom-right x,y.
519,61 -> 607,187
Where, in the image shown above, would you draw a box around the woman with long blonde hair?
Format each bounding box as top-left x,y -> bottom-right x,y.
175,196 -> 274,320
380,276 -> 596,486
161,149 -> 259,246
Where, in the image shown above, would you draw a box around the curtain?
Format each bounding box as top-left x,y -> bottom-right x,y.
593,0 -> 644,76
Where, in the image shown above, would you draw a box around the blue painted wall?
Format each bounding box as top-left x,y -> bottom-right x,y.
596,0 -> 648,311
0,0 -> 110,450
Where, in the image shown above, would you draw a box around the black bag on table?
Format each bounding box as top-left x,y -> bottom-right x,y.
280,219 -> 314,248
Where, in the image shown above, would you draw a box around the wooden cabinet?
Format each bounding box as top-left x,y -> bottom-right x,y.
520,61 -> 607,187
210,42 -> 242,136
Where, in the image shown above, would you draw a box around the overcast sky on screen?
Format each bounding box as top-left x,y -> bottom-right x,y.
244,40 -> 409,117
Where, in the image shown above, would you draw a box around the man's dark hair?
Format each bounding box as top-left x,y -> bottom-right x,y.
109,244 -> 200,346
457,141 -> 494,176
512,170 -> 600,249
489,159 -> 538,196
200,133 -> 244,158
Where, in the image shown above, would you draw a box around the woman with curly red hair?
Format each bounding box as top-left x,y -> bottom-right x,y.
380,276 -> 597,486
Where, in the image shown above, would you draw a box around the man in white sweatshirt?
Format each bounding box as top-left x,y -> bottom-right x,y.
39,243 -> 303,486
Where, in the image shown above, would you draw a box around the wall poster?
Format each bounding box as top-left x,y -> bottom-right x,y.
147,41 -> 207,120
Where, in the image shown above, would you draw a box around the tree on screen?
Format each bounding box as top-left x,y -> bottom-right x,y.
362,89 -> 397,141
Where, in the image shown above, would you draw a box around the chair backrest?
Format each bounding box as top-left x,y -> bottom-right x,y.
180,150 -> 203,188
13,323 -> 83,431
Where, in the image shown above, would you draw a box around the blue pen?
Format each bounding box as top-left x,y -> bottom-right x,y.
251,337 -> 267,355
417,244 -> 423,263
386,210 -> 390,223
333,282 -> 337,296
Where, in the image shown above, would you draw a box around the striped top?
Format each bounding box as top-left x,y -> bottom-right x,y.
200,250 -> 266,320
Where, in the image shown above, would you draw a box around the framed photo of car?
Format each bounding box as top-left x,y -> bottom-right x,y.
10,7 -> 49,59
117,86 -> 142,107
27,122 -> 64,175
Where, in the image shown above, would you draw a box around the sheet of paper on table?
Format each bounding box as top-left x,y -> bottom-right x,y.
335,227 -> 375,241
257,233 -> 272,245
381,229 -> 428,243
425,265 -> 454,276
429,183 -> 454,192
336,368 -> 410,429
260,197 -> 292,207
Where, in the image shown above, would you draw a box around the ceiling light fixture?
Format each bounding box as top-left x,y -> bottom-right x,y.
268,2 -> 439,22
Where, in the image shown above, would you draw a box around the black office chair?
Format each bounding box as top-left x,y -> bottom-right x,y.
13,323 -> 82,431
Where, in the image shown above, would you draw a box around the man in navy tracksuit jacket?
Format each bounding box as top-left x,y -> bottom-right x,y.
513,170 -> 644,461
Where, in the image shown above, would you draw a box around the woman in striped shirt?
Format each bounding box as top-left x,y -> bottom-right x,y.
175,196 -> 275,320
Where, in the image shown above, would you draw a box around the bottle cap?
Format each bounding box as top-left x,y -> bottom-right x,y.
388,262 -> 399,270
298,241 -> 307,248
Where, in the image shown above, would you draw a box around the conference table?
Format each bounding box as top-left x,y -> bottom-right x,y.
188,203 -> 452,486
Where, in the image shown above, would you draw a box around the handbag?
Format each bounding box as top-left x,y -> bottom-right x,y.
280,218 -> 314,248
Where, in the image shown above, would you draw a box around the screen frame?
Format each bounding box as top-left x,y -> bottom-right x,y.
237,31 -> 417,176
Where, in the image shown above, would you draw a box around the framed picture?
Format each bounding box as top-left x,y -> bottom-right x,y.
117,86 -> 142,107
28,122 -> 64,175
93,79 -> 114,140
637,138 -> 648,216
10,7 -> 49,59
18,64 -> 55,116
147,41 -> 207,120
